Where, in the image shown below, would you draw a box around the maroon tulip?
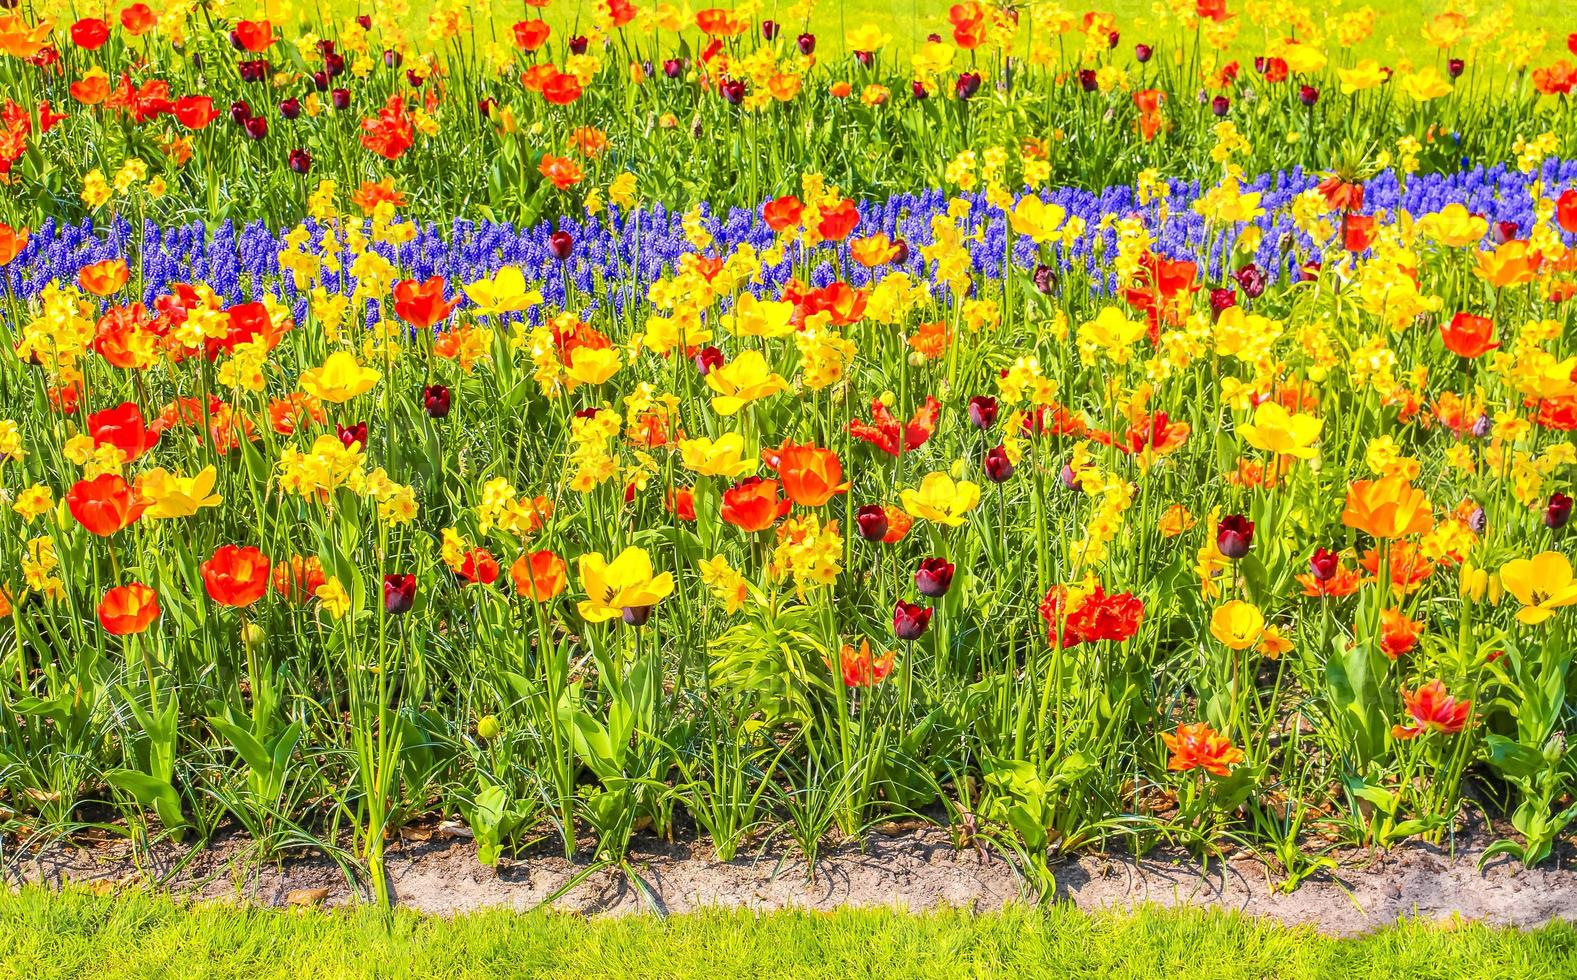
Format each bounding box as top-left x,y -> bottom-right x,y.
855,505 -> 889,541
761,19 -> 779,40
337,422 -> 368,449
243,116 -> 268,139
423,384 -> 452,419
1233,263 -> 1267,299
356,14 -> 372,29
984,445 -> 1015,483
288,148 -> 311,174
331,88 -> 351,110
568,35 -> 589,55
1210,287 -> 1236,317
383,48 -> 402,68
911,79 -> 929,99
1216,515 -> 1254,560
621,604 -> 654,626
693,346 -> 724,376
1298,84 -> 1319,106
279,97 -> 301,119
797,32 -> 816,55
1309,547 -> 1341,582
383,573 -> 416,615
968,395 -> 998,430
1448,57 -> 1465,78
890,238 -> 910,264
893,601 -> 933,641
1546,492 -> 1573,530
229,100 -> 252,124
548,230 -> 574,261
915,558 -> 955,598
955,71 -> 982,99
1135,43 -> 1153,63
1211,95 -> 1230,116
663,58 -> 683,78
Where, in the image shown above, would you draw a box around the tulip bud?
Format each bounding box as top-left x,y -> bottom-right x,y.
1032,264 -> 1058,294
569,35 -> 589,55
984,445 -> 1015,482
548,230 -> 574,261
230,100 -> 252,124
855,504 -> 889,541
892,600 -> 933,641
1216,514 -> 1254,560
1211,95 -> 1230,116
911,79 -> 929,99
854,50 -> 873,68
288,148 -> 311,174
1471,413 -> 1492,439
384,48 -> 402,69
1134,43 -> 1153,63
423,384 -> 452,419
621,604 -> 653,626
331,88 -> 351,110
356,14 -> 372,29
662,58 -> 683,78
915,558 -> 955,598
325,52 -> 346,76
477,715 -> 500,740
279,97 -> 302,120
241,621 -> 266,653
797,32 -> 816,55
955,71 -> 982,99
383,573 -> 416,615
890,238 -> 910,264
1448,58 -> 1465,78
1078,68 -> 1097,91
1309,547 -> 1340,582
1546,491 -> 1573,530
243,116 -> 268,140
1299,84 -> 1319,106
693,346 -> 724,375
761,19 -> 779,40
968,395 -> 998,430
1469,505 -> 1487,534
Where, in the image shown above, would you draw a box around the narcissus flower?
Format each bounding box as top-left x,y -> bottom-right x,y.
1342,477 -> 1434,539
1237,402 -> 1322,459
576,546 -> 675,623
1499,551 -> 1577,625
98,583 -> 161,635
201,545 -> 271,607
510,549 -> 568,601
1392,680 -> 1471,739
900,471 -> 981,527
67,474 -> 147,536
1161,722 -> 1245,777
300,351 -> 382,403
1008,195 -> 1067,243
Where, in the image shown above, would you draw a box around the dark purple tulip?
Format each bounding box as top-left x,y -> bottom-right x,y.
383,574 -> 416,615
548,230 -> 574,261
243,116 -> 268,139
1078,69 -> 1097,91
238,59 -> 269,82
855,505 -> 889,541
968,396 -> 999,430
1211,95 -> 1230,117
569,35 -> 589,55
915,558 -> 955,598
337,422 -> 368,448
984,445 -> 1015,482
279,97 -> 301,120
324,52 -> 346,76
797,32 -> 816,55
1448,58 -> 1465,78
1033,264 -> 1058,294
621,604 -> 653,627
1546,492 -> 1573,530
331,88 -> 351,110
383,48 -> 402,69
1107,30 -> 1120,49
1233,263 -> 1267,299
893,601 -> 933,641
911,79 -> 929,99
854,50 -> 873,68
312,70 -> 329,91
1469,506 -> 1488,534
229,100 -> 252,124
1216,515 -> 1254,560
663,58 -> 683,78
1135,43 -> 1153,63
761,19 -> 779,41
720,79 -> 746,105
288,148 -> 311,174
1471,414 -> 1492,439
423,384 -> 452,419
228,29 -> 244,50
406,69 -> 424,88
1210,287 -> 1236,317
1309,547 -> 1340,582
956,71 -> 982,99
1298,84 -> 1319,106
693,346 -> 724,375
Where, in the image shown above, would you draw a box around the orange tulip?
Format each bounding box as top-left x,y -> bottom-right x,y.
272,555 -> 326,603
98,583 -> 161,635
391,276 -> 460,328
1341,477 -> 1434,540
78,258 -> 130,296
1473,240 -> 1541,288
1439,312 -> 1498,358
770,441 -> 849,508
0,222 -> 26,266
201,545 -> 271,607
1161,722 -> 1244,777
510,549 -> 568,601
721,478 -> 790,532
67,474 -> 147,536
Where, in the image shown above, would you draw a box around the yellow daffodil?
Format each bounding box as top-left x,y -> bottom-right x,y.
705,350 -> 789,416
900,471 -> 981,527
1499,552 -> 1577,625
1238,402 -> 1323,459
576,546 -> 675,623
300,351 -> 381,403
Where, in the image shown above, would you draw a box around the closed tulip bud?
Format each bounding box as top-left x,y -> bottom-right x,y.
761,19 -> 779,40
797,32 -> 816,55
892,600 -> 933,641
1458,561 -> 1488,602
313,70 -> 329,91
1032,264 -> 1058,294
984,445 -> 1016,482
423,384 -> 452,419
337,421 -> 368,448
356,14 -> 372,29
383,48 -> 402,69
1216,514 -> 1254,560
1299,84 -> 1319,105
243,116 -> 268,139
911,79 -> 929,99
1448,57 -> 1465,78
288,148 -> 311,174
1309,547 -> 1340,582
721,78 -> 746,104
325,52 -> 346,76
663,58 -> 683,78
968,395 -> 998,430
1546,492 -> 1573,530
955,72 -> 982,99
621,604 -> 653,626
548,230 -> 574,261
280,97 -> 301,119
890,238 -> 910,264
693,346 -> 724,375
1493,220 -> 1518,245
383,573 -> 416,615
477,715 -> 500,740
230,100 -> 252,124
915,558 -> 955,598
1211,95 -> 1230,116
569,35 -> 589,55
1107,30 -> 1120,49
854,50 -> 873,68
332,88 -> 351,110
1078,68 -> 1097,91
241,621 -> 266,653
1469,505 -> 1487,534
1135,42 -> 1153,63
855,504 -> 889,541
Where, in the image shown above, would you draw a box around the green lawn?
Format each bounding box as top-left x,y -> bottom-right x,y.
2,886 -> 1574,979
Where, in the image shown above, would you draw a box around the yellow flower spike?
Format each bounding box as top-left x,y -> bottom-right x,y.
1209,600 -> 1265,651
576,546 -> 675,623
676,432 -> 756,478
299,350 -> 381,403
462,266 -> 542,317
1499,552 -> 1577,626
900,471 -> 981,527
705,350 -> 789,416
1237,401 -> 1323,459
137,466 -> 223,519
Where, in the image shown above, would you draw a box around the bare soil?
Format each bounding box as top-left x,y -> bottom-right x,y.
8,822 -> 1577,936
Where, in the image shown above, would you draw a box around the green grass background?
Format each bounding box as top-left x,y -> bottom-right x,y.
4,885 -> 1575,979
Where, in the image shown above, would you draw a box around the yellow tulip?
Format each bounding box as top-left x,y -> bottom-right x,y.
1009,195 -> 1067,244
1499,552 -> 1577,626
300,351 -> 381,403
1078,307 -> 1148,365
137,466 -> 223,519
705,350 -> 789,416
463,266 -> 542,317
1238,402 -> 1323,459
1209,600 -> 1265,651
564,346 -> 621,386
900,471 -> 981,527
577,546 -> 675,623
1418,203 -> 1487,248
677,432 -> 756,478
722,294 -> 796,339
